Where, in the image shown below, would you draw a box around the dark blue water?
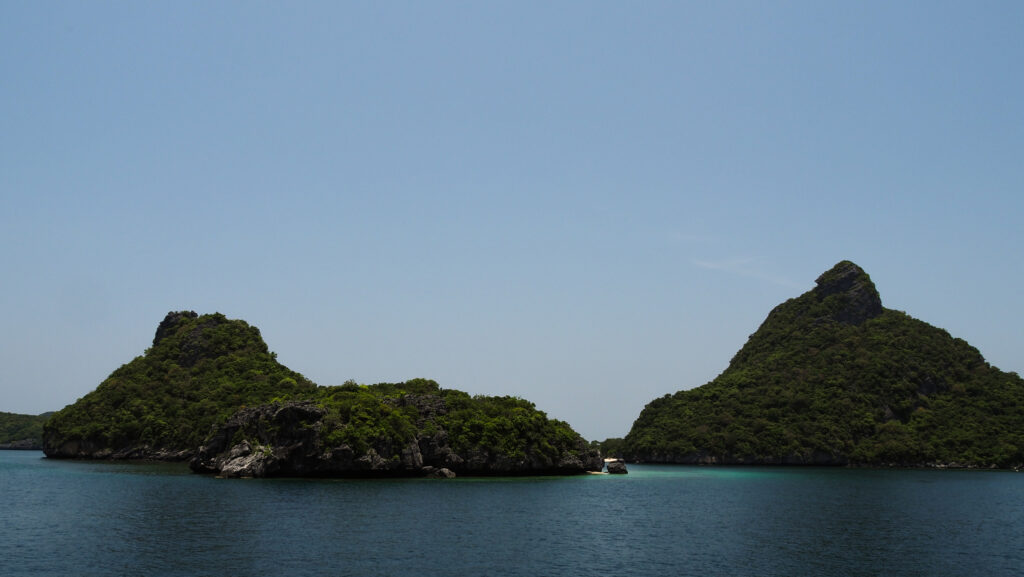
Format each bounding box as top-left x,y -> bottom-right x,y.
2,451 -> 1022,576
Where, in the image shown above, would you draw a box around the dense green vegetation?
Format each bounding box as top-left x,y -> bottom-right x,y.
0,411 -> 52,447
313,378 -> 586,464
43,311 -> 316,456
595,437 -> 626,458
43,312 -> 592,469
624,261 -> 1024,468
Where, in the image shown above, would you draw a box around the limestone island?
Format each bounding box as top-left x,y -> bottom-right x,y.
43,311 -> 602,478
621,261 -> 1024,469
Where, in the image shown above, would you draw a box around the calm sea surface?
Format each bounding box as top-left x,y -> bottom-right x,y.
2,451 -> 1022,576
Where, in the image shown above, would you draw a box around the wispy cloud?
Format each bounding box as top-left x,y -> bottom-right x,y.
691,257 -> 803,289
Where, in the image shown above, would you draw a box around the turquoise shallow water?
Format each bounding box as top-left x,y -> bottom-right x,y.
2,451 -> 1023,576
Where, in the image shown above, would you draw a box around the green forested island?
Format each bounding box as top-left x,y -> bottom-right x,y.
42,311 -> 600,476
623,261 -> 1024,468
0,411 -> 52,449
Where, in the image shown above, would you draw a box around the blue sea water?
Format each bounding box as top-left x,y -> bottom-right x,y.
2,451 -> 1023,576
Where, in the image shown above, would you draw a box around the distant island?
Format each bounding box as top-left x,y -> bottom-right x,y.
42,311 -> 601,477
621,261 -> 1024,469
0,411 -> 51,450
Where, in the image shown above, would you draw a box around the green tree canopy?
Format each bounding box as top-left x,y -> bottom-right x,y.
624,261 -> 1024,468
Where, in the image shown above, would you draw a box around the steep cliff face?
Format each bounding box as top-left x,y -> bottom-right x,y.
624,261 -> 1024,468
810,260 -> 883,325
190,386 -> 603,478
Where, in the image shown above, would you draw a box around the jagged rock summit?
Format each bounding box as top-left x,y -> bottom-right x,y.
152,310 -> 198,347
623,260 -> 1024,468
811,260 -> 883,325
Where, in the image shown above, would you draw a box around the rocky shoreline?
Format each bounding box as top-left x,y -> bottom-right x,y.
0,439 -> 42,451
626,452 -> 1023,470
189,401 -> 603,478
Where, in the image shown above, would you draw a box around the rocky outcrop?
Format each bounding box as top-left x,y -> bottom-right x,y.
811,260 -> 882,325
606,460 -> 628,474
189,402 -> 326,477
423,466 -> 457,478
190,400 -> 603,478
152,310 -> 198,347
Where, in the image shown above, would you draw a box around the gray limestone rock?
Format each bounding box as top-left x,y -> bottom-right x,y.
189,399 -> 602,478
606,460 -> 628,474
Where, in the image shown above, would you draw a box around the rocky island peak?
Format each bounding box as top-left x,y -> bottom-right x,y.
623,260 -> 1024,468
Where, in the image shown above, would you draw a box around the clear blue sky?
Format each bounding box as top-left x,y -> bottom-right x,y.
2,2 -> 1021,440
